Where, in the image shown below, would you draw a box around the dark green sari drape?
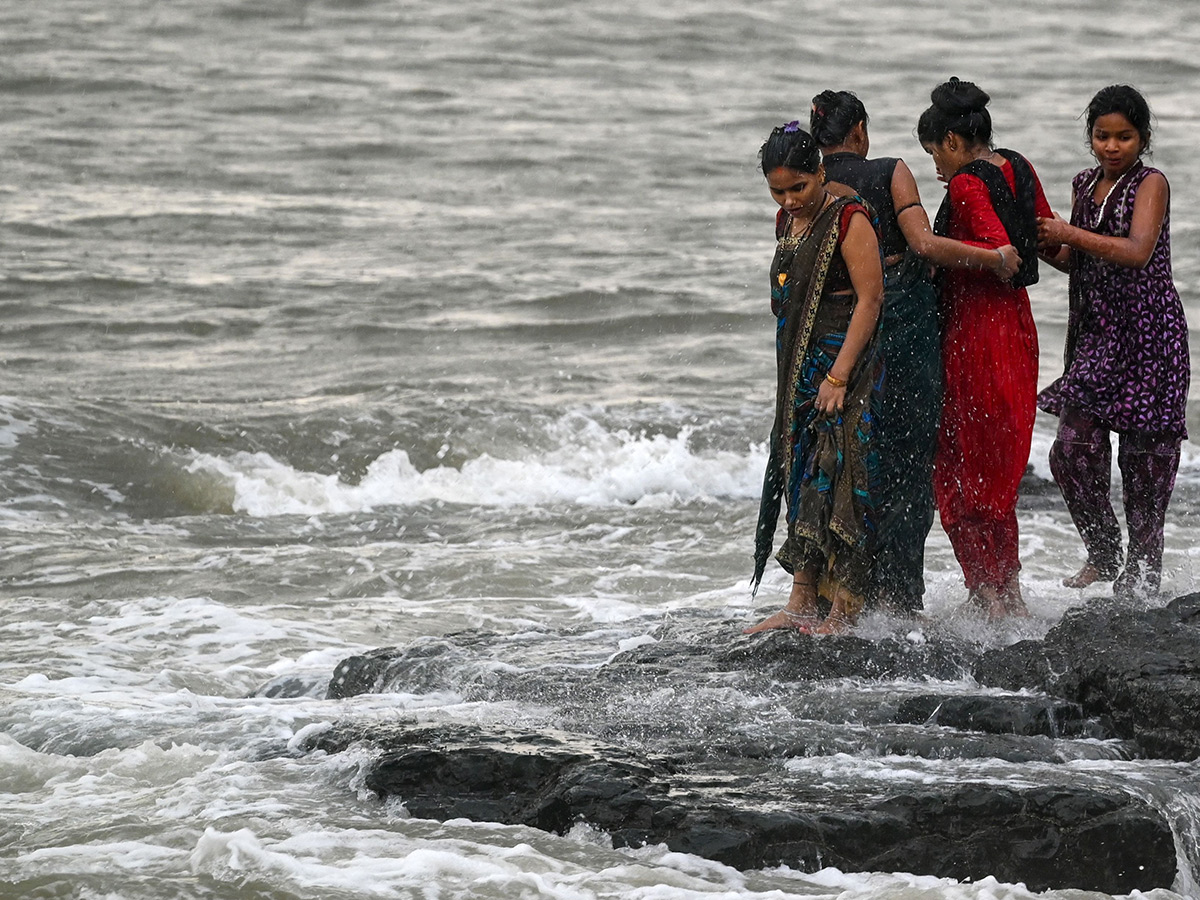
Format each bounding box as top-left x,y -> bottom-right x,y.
869,252 -> 941,611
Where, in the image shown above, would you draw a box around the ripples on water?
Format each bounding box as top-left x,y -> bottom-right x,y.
1,1 -> 1199,898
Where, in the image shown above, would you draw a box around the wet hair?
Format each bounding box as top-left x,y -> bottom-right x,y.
916,77 -> 992,147
809,90 -> 868,148
1086,84 -> 1152,152
759,122 -> 822,176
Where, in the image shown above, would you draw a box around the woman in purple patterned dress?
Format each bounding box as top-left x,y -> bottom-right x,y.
1037,85 -> 1190,599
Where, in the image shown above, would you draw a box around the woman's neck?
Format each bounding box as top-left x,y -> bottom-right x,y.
821,143 -> 862,158
1100,158 -> 1143,181
786,191 -> 832,238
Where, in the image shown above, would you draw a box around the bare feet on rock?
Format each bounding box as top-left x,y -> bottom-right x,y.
743,575 -> 820,634
811,613 -> 852,635
971,585 -> 1009,622
810,582 -> 864,635
1001,575 -> 1029,618
961,575 -> 1029,622
742,608 -> 820,633
1062,562 -> 1114,589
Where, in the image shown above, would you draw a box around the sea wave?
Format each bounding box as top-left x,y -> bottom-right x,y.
185,418 -> 764,516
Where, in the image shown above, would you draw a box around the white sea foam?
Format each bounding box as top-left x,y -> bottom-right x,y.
186,420 -> 765,517
184,410 -> 1200,521
184,820 -> 1055,900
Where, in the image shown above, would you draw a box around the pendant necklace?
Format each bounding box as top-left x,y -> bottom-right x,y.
779,192 -> 832,250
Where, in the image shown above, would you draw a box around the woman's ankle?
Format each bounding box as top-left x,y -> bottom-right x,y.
785,572 -> 820,617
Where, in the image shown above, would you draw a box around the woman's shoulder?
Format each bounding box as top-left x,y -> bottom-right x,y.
946,167 -> 992,200
1072,165 -> 1101,191
836,195 -> 871,222
1129,166 -> 1171,211
1134,164 -> 1168,187
835,196 -> 877,244
984,149 -> 1052,199
949,154 -> 1033,200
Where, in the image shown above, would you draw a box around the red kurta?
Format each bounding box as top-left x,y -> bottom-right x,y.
935,160 -> 1052,591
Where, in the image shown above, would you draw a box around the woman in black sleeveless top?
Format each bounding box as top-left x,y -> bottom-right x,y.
809,90 -> 1019,614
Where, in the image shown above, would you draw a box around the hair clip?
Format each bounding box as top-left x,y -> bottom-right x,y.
783,120 -> 801,133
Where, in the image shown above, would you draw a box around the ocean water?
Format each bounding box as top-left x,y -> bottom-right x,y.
1,1 -> 1199,898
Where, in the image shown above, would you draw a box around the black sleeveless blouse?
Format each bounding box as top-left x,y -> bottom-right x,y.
822,152 -> 907,259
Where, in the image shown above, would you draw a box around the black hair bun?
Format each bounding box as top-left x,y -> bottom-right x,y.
811,89 -> 840,116
931,77 -> 990,116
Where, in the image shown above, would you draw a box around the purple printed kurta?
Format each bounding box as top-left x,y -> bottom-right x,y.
1038,163 -> 1190,439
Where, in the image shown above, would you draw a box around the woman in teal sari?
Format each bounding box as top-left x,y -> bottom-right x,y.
745,123 -> 884,635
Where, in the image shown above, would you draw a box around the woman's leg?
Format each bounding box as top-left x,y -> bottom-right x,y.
813,577 -> 865,634
1114,431 -> 1181,598
936,299 -> 1035,620
1049,407 -> 1122,586
945,512 -> 1022,620
743,563 -> 822,633
1000,565 -> 1028,617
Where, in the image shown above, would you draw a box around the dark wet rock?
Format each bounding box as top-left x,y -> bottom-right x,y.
327,646 -> 402,699
307,602 -> 1200,892
305,721 -> 1175,895
326,627 -> 980,701
716,631 -> 977,681
975,593 -> 1200,760
892,694 -> 1103,740
972,637 -> 1054,691
702,721 -> 1129,766
844,785 -> 1175,893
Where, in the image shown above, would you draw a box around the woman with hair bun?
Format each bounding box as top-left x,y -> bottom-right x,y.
916,77 -> 1056,620
1037,85 -> 1189,599
808,89 -> 1020,617
745,122 -> 884,635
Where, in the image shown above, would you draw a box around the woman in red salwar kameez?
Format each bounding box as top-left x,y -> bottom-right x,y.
917,78 -> 1056,619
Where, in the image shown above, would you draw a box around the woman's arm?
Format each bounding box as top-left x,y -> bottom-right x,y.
1038,224 -> 1072,272
1037,189 -> 1074,273
1037,171 -> 1167,269
817,209 -> 882,416
890,159 -> 1019,277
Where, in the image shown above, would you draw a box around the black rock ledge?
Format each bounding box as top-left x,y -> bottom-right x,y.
299,593 -> 1200,894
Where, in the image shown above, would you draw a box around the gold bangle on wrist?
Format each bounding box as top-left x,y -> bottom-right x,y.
825,372 -> 848,388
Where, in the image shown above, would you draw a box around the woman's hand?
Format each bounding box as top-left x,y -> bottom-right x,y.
1037,213 -> 1071,249
994,244 -> 1021,279
816,378 -> 847,417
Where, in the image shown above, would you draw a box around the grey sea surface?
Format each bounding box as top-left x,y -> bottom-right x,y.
1,1 -> 1199,898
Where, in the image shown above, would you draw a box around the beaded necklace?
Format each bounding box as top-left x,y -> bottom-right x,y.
1086,160 -> 1143,229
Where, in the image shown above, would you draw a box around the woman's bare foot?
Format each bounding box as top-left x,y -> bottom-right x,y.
965,577 -> 1029,622
743,575 -> 820,633
812,613 -> 852,635
742,608 -> 819,633
1001,574 -> 1029,618
1062,563 -> 1113,589
811,582 -> 863,635
972,585 -> 1008,622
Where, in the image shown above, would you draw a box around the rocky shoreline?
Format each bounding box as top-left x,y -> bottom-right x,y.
294,592 -> 1200,894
